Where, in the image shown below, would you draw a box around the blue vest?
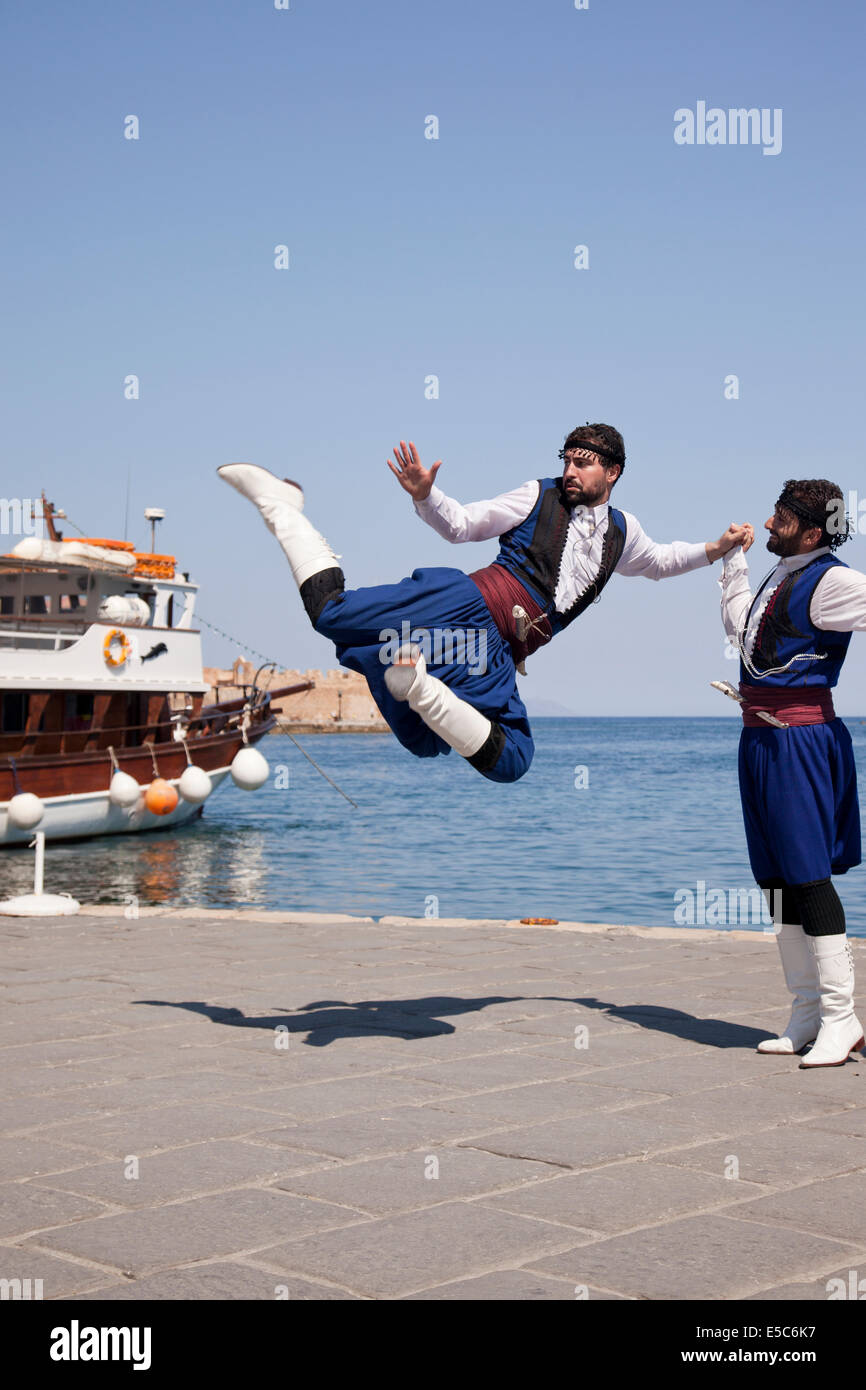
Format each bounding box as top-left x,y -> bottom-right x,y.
493,477 -> 627,636
741,552 -> 851,688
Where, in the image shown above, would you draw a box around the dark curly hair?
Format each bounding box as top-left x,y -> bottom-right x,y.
776,478 -> 850,550
558,423 -> 626,483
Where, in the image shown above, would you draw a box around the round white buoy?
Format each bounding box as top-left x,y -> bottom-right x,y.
109,771 -> 141,807
178,764 -> 212,803
230,745 -> 269,790
7,792 -> 45,830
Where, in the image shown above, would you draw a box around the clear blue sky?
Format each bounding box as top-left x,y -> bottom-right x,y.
2,0 -> 864,713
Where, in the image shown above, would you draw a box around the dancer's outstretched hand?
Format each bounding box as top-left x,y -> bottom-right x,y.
387,440 -> 442,500
706,523 -> 754,563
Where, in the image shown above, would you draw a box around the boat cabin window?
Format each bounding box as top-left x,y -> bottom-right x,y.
0,596 -> 13,615
59,594 -> 83,611
1,692 -> 27,732
130,589 -> 154,622
24,595 -> 50,614
64,694 -> 94,731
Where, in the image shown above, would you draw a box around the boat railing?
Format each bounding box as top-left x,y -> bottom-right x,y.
0,617 -> 199,638
0,705 -> 269,758
0,626 -> 82,651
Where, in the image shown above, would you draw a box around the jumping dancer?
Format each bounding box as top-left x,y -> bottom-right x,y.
219,424 -> 748,784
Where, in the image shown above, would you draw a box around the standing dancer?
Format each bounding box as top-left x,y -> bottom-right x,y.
219,424 -> 747,784
718,479 -> 864,1068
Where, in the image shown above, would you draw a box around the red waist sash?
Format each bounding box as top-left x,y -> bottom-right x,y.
469,564 -> 553,663
739,682 -> 835,728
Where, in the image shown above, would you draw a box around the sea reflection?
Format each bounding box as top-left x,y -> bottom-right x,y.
0,814 -> 276,911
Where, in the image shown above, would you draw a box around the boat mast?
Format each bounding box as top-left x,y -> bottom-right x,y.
38,492 -> 62,543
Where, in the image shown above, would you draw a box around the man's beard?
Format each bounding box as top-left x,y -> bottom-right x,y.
564,478 -> 606,507
766,532 -> 804,558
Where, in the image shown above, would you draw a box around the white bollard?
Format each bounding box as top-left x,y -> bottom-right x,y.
33,830 -> 45,895
0,829 -> 80,916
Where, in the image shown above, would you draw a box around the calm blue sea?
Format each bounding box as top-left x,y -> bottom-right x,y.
4,718 -> 866,936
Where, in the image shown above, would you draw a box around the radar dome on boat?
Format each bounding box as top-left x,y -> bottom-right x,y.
230,746 -> 269,790
109,771 -> 141,807
178,765 -> 211,804
145,779 -> 179,815
8,792 -> 45,830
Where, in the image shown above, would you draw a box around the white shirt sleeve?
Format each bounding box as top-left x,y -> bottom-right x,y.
413,480 -> 539,544
719,546 -> 754,641
615,510 -> 710,581
811,566 -> 866,632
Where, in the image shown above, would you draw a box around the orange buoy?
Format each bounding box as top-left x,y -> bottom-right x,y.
144,779 -> 179,816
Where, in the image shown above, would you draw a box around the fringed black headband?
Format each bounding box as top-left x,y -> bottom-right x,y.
776,487 -> 850,550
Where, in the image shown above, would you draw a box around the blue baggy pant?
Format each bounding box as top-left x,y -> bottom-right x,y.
315,566 -> 534,783
738,719 -> 862,883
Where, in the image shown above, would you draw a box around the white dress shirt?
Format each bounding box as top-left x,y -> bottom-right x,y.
720,545 -> 866,660
415,481 -> 709,614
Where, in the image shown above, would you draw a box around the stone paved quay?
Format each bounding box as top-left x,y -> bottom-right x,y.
2,907 -> 865,1301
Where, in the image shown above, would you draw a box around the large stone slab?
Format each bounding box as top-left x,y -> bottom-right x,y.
461,1108 -> 712,1170
804,1107 -> 866,1137
661,1124 -> 866,1188
253,1107 -> 510,1161
0,1071 -> 268,1136
529,1214 -> 860,1300
260,1202 -> 582,1298
39,1102 -> 288,1157
403,1270 -> 626,1300
0,1136 -> 111,1181
577,1051 -> 792,1095
433,1080 -> 659,1126
526,1031 -> 706,1068
26,1189 -> 367,1276
231,1073 -> 466,1122
731,1173 -> 866,1244
275,1146 -> 557,1216
479,1161 -> 766,1233
621,1081 -> 850,1139
0,1246 -> 109,1298
70,1263 -> 361,1300
29,1140 -> 335,1207
745,1259 -> 866,1301
0,1182 -> 107,1238
402,1050 -> 586,1093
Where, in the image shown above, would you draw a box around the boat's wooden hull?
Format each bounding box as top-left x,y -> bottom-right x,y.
0,723 -> 273,846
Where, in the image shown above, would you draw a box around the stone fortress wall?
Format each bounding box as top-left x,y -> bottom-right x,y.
203,658 -> 388,733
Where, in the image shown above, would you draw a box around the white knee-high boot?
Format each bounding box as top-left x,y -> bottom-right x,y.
217,463 -> 340,587
799,935 -> 864,1068
384,645 -> 492,759
756,922 -> 820,1054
